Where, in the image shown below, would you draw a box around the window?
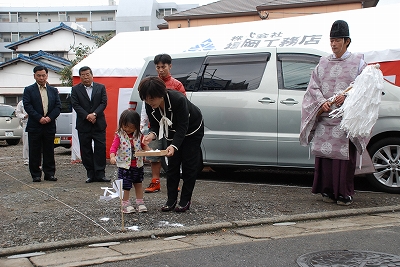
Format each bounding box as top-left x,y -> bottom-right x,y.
164,9 -> 172,16
101,16 -> 114,21
141,57 -> 205,92
277,54 -> 320,91
0,14 -> 9,22
141,54 -> 269,92
51,52 -> 65,58
0,105 -> 16,117
4,96 -> 18,106
157,8 -> 177,19
10,13 -> 18,23
140,26 -> 149,31
11,33 -> 19,42
198,53 -> 270,91
59,93 -> 72,113
59,12 -> 67,22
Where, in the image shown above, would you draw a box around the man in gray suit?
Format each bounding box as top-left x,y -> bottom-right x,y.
71,66 -> 110,183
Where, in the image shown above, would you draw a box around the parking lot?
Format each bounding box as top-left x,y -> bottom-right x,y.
1,141 -> 400,250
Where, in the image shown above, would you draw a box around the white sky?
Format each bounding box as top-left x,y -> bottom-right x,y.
0,0 -> 396,7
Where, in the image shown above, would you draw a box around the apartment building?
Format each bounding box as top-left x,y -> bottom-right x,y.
0,4 -> 118,63
0,0 -> 198,63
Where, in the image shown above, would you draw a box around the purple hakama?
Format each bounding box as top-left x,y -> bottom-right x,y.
312,142 -> 357,198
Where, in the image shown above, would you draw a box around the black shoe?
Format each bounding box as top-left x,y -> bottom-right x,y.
32,177 -> 41,182
86,177 -> 94,183
97,177 -> 111,182
337,195 -> 353,206
175,201 -> 191,212
44,176 -> 57,181
161,200 -> 177,212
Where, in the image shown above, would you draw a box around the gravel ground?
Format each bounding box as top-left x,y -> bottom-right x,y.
1,141 -> 400,249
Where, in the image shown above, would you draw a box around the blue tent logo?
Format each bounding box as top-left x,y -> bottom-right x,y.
185,38 -> 215,52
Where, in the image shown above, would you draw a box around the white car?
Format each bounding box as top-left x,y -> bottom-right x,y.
0,104 -> 23,145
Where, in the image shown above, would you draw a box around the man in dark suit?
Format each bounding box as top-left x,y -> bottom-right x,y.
71,66 -> 110,183
23,66 -> 61,182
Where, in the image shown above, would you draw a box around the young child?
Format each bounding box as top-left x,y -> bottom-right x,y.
110,109 -> 150,213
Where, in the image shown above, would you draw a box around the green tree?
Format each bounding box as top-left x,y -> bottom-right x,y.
94,32 -> 114,48
59,43 -> 92,86
59,32 -> 114,86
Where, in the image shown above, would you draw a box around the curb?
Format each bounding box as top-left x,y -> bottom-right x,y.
2,204 -> 400,258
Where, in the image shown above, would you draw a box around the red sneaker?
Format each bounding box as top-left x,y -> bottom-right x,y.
145,179 -> 160,193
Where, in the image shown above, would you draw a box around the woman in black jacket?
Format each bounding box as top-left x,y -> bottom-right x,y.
139,77 -> 204,212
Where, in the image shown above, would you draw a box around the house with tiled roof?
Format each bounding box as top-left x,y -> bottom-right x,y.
0,53 -> 68,73
0,22 -> 95,105
0,52 -> 71,103
29,50 -> 72,69
163,0 -> 378,29
5,22 -> 97,61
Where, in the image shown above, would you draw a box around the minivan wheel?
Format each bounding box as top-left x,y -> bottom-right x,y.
366,137 -> 400,193
6,139 -> 20,145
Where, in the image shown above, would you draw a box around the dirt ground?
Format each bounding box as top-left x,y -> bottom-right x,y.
1,141 -> 400,249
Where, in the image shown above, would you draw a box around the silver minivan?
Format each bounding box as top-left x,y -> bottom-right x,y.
130,47 -> 400,193
55,87 -> 72,149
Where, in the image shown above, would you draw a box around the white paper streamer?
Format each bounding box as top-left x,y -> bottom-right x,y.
329,64 -> 384,139
100,179 -> 123,201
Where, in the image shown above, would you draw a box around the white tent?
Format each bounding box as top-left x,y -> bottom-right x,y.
74,3 -> 400,77
72,3 -> 400,157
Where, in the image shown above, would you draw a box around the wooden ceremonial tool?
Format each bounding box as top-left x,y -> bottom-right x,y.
317,86 -> 353,116
135,150 -> 168,157
120,184 -> 125,232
